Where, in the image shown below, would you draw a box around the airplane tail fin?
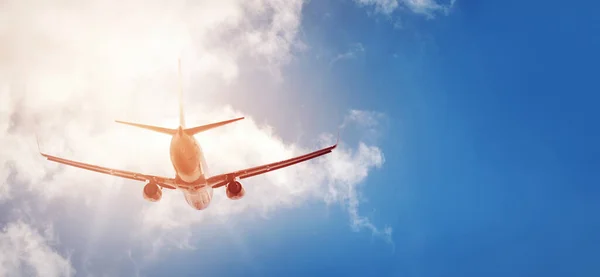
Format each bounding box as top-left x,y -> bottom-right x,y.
183,117 -> 244,136
114,120 -> 177,135
175,59 -> 243,135
178,59 -> 185,128
115,60 -> 243,136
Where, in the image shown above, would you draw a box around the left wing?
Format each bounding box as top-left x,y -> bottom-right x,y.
40,153 -> 178,189
206,139 -> 338,188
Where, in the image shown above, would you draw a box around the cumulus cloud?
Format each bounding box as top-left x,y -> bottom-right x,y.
355,0 -> 456,18
0,221 -> 74,277
0,0 -> 391,275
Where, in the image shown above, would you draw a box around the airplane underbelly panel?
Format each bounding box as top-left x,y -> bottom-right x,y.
183,187 -> 213,210
174,158 -> 202,183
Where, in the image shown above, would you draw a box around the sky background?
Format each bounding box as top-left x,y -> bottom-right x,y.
1,0 -> 599,276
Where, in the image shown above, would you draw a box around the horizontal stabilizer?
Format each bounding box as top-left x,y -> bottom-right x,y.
115,120 -> 177,135
184,117 -> 244,136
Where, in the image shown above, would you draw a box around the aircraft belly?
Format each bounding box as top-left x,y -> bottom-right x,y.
176,165 -> 202,183
183,187 -> 213,210
172,153 -> 200,173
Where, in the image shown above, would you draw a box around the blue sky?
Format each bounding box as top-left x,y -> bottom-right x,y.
1,0 -> 599,276
192,1 -> 600,276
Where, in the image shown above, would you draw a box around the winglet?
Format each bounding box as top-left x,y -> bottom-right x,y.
333,128 -> 341,149
35,132 -> 49,159
35,132 -> 42,154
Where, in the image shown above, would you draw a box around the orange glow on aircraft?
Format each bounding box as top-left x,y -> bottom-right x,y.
38,60 -> 337,210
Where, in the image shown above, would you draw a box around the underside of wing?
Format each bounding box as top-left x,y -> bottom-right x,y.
41,153 -> 177,189
207,140 -> 338,189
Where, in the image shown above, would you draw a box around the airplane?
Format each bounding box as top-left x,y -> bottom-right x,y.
38,60 -> 338,210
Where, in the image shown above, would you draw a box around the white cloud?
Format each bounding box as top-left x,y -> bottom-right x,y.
354,0 -> 455,18
342,109 -> 386,129
402,0 -> 455,18
0,0 -> 391,274
329,43 -> 365,67
355,0 -> 400,14
0,221 -> 74,277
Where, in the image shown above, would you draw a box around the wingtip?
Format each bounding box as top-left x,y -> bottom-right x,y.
35,133 -> 41,153
114,120 -> 128,126
34,132 -> 47,158
226,116 -> 245,124
333,129 -> 341,148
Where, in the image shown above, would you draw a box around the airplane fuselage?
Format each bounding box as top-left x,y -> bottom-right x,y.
169,127 -> 213,210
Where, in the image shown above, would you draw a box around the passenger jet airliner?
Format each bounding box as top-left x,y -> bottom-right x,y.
39,60 -> 337,210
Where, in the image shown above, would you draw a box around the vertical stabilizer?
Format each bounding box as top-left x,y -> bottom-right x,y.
178,59 -> 186,128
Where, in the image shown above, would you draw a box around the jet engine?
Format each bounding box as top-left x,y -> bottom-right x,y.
143,182 -> 162,202
226,181 -> 246,200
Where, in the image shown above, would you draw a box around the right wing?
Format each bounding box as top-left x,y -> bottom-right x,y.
40,152 -> 178,189
206,139 -> 338,188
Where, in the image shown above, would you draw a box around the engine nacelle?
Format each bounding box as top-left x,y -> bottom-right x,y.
226,181 -> 246,200
143,183 -> 162,202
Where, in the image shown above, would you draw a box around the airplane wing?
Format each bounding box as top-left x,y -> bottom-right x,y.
206,139 -> 338,189
40,152 -> 178,189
